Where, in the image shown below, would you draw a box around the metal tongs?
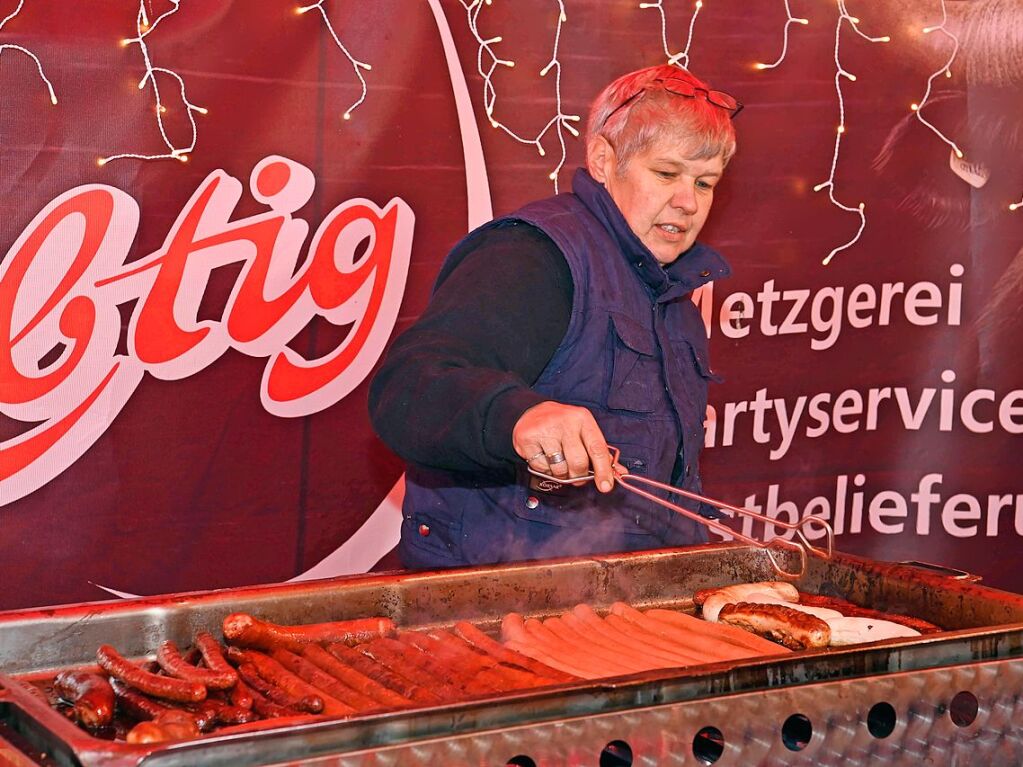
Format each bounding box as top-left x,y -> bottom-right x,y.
527,446 -> 834,579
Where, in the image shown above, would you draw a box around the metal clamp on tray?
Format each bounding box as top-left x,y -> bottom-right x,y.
527,445 -> 834,579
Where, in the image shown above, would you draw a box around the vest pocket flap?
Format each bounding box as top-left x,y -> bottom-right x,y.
608,314 -> 662,413
687,340 -> 724,383
610,313 -> 657,355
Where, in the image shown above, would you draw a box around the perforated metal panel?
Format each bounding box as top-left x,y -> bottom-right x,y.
308,656 -> 1023,767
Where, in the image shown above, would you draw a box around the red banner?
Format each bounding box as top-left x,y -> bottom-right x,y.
1,0 -> 1021,609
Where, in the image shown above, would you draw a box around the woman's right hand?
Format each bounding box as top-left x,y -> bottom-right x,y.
512,401 -> 616,492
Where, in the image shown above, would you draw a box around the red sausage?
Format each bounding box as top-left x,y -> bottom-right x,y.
110,678 -> 168,721
54,671 -> 116,728
157,640 -> 238,689
97,645 -> 206,703
228,678 -> 255,711
194,633 -> 240,683
222,613 -> 395,651
232,657 -> 325,714
299,645 -> 412,709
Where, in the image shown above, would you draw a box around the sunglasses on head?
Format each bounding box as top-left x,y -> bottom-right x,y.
601,76 -> 744,130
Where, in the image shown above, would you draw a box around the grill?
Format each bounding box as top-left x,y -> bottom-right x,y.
1,543 -> 1022,766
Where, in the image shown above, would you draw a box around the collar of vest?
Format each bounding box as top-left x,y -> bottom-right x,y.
571,167 -> 731,300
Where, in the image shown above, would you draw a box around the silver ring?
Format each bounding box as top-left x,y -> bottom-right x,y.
527,451 -> 546,462
546,451 -> 566,465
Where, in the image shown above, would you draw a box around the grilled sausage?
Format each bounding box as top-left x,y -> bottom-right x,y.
700,586 -> 801,623
97,645 -> 206,703
717,603 -> 831,650
233,649 -> 354,715
606,603 -> 765,662
396,632 -> 503,695
542,616 -> 652,674
110,678 -> 169,721
825,616 -> 921,645
693,581 -> 800,608
798,594 -> 941,633
126,721 -> 169,744
453,621 -> 573,683
358,638 -> 464,700
195,633 -> 241,684
500,613 -> 596,679
644,608 -> 791,654
157,640 -> 238,690
125,709 -> 200,743
54,671 -> 116,728
270,648 -> 384,713
222,613 -> 395,651
515,614 -> 609,679
325,642 -> 442,705
245,684 -> 303,719
423,629 -> 553,690
188,698 -> 258,729
228,677 -> 255,710
299,644 -> 412,708
230,657 -> 326,714
600,614 -> 707,667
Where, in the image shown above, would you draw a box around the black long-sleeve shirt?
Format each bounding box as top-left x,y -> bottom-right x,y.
368,222 -> 573,473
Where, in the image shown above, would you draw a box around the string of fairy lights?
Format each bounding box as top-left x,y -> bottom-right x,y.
910,0 -> 963,160
459,0 -> 580,193
639,0 -> 704,69
0,0 -> 56,105
754,0 -> 808,71
297,0 -> 372,122
98,0 -> 207,166
811,1 -> 890,265
1,1 -> 1019,220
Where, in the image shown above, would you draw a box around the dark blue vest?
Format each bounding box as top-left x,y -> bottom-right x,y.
400,169 -> 729,567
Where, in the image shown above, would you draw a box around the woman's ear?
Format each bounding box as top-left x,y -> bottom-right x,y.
586,135 -> 616,184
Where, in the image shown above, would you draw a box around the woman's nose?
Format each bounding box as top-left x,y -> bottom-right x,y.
671,184 -> 698,214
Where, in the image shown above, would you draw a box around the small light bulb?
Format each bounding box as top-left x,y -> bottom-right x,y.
343,112 -> 351,120
754,62 -> 768,70
910,103 -> 919,111
837,125 -> 845,134
1010,202 -> 1020,211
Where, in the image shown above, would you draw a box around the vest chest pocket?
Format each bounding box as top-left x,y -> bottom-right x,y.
607,313 -> 666,414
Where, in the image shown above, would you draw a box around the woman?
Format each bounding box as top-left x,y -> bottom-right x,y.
370,64 -> 741,568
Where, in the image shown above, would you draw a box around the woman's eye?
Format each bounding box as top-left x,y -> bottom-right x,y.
654,170 -> 677,179
696,179 -> 715,190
